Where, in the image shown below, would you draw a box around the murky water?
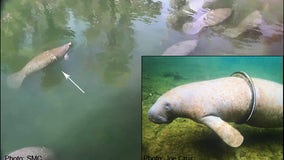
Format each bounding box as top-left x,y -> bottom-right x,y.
1,0 -> 283,159
142,56 -> 283,160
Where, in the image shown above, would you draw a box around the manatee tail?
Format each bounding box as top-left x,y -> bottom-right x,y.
6,71 -> 26,89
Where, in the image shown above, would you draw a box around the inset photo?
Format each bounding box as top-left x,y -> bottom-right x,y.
142,56 -> 283,160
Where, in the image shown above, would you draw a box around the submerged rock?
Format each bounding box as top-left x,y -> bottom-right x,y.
162,40 -> 198,55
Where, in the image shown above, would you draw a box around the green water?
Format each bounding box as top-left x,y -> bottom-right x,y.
1,0 -> 283,159
1,0 -> 154,159
142,56 -> 283,160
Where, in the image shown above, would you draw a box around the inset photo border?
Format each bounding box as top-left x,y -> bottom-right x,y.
142,56 -> 283,160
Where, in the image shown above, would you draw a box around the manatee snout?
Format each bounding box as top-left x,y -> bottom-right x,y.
60,42 -> 72,55
148,108 -> 168,124
148,101 -> 175,124
64,42 -> 72,52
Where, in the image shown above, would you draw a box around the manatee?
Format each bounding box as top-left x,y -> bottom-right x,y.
7,42 -> 72,89
223,10 -> 263,38
148,71 -> 283,147
3,146 -> 55,160
183,8 -> 232,35
223,0 -> 283,38
162,40 -> 198,55
258,22 -> 283,38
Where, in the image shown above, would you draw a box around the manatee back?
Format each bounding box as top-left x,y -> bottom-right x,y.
248,78 -> 283,127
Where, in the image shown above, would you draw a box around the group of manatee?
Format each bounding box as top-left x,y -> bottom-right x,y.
163,0 -> 283,55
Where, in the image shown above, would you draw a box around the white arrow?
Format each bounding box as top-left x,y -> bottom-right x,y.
61,71 -> 85,94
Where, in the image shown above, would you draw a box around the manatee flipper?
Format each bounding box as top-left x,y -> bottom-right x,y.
7,71 -> 26,89
200,115 -> 244,147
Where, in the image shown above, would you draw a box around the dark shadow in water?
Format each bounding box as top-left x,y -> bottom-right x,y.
188,132 -> 235,159
241,127 -> 283,146
161,71 -> 186,81
40,62 -> 64,89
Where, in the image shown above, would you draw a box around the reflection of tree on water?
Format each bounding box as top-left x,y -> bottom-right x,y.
97,15 -> 134,86
167,0 -> 189,30
39,1 -> 75,88
1,0 -> 75,88
96,9 -> 134,86
39,1 -> 75,47
1,0 -> 74,57
80,0 -> 161,86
